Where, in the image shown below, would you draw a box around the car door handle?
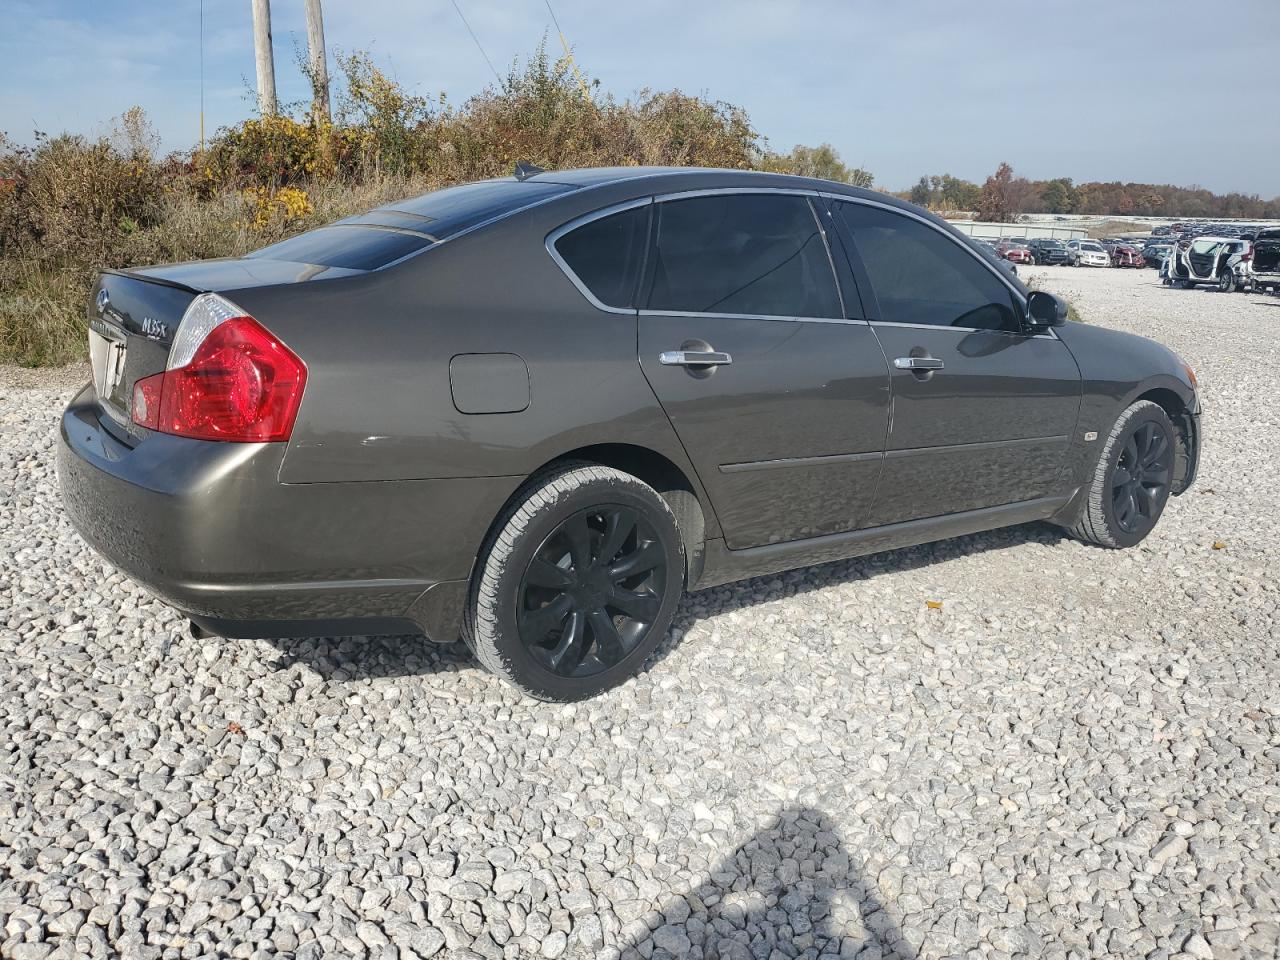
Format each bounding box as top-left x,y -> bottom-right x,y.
893,356 -> 944,371
660,350 -> 733,367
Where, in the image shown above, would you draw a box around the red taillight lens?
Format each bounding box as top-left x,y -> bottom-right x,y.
131,314 -> 306,442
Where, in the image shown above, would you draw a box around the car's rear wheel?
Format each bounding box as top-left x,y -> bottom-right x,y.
463,464 -> 685,701
1217,271 -> 1236,292
1061,400 -> 1176,549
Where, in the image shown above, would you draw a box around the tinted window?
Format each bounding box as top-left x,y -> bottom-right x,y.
553,204 -> 650,309
247,226 -> 433,270
387,179 -> 573,237
645,194 -> 842,318
837,202 -> 1019,332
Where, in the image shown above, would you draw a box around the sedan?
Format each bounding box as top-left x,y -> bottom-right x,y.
1068,240 -> 1112,267
58,167 -> 1202,700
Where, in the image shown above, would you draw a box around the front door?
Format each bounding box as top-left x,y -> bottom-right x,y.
636,192 -> 891,549
832,200 -> 1082,526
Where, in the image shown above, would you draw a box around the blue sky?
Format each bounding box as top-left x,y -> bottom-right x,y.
2,0 -> 1277,196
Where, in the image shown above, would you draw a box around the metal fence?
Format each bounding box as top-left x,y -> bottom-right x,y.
946,220 -> 1088,241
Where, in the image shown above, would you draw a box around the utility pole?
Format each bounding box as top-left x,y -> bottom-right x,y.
251,0 -> 277,117
304,0 -> 330,126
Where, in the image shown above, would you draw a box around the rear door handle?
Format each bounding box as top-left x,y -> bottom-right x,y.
893,356 -> 944,370
660,350 -> 733,367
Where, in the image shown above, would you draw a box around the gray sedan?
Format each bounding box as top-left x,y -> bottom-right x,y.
58,167 -> 1201,700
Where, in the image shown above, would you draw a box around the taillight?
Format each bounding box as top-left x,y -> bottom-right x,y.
132,295 -> 306,442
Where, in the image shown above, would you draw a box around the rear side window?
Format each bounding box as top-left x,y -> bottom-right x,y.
645,194 -> 842,319
837,202 -> 1019,333
553,204 -> 650,309
247,226 -> 432,271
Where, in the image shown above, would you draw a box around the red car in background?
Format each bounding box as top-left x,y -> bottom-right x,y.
1110,244 -> 1144,268
996,238 -> 1034,264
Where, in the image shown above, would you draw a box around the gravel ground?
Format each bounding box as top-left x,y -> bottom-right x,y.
2,267 -> 1279,960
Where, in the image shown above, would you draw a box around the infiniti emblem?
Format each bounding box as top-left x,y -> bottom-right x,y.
96,288 -> 110,314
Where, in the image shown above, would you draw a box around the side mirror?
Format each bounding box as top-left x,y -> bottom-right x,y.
1026,290 -> 1069,330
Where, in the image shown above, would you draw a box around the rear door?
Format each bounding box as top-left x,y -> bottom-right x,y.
635,190 -> 890,549
831,199 -> 1081,526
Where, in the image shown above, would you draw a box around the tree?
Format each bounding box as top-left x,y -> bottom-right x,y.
977,162 -> 1041,221
906,173 -> 980,211
1040,177 -> 1077,214
766,143 -> 873,187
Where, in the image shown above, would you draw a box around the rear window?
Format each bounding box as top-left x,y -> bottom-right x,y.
248,226 -> 433,270
388,179 -> 574,237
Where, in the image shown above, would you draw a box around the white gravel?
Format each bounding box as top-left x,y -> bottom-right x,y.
2,267 -> 1279,960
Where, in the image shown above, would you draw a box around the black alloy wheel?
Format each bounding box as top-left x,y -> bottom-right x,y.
517,504 -> 670,678
1111,420 -> 1173,535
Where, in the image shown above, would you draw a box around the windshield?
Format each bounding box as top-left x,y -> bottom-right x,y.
1081,242 -> 1104,252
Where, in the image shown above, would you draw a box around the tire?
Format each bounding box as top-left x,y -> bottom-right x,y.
1061,400 -> 1176,549
462,464 -> 686,701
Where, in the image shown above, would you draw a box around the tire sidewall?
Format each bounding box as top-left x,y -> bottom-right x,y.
482,474 -> 684,701
1100,404 -> 1176,548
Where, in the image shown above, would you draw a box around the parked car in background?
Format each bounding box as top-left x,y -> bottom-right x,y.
1066,240 -> 1111,267
1027,238 -> 1069,265
1165,236 -> 1252,291
1143,239 -> 1174,269
1110,244 -> 1144,268
55,166 -> 1201,700
997,239 -> 1034,264
971,239 -> 1020,278
1251,228 -> 1280,294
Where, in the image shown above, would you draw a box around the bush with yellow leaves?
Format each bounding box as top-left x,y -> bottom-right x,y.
243,185 -> 315,231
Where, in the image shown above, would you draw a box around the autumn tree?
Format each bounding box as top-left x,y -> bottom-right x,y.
977,162 -> 1042,221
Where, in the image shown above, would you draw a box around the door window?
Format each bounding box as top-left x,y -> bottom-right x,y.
553,204 -> 650,309
645,194 -> 842,319
837,202 -> 1021,332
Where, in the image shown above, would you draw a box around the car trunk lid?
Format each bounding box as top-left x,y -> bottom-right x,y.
89,271 -> 196,435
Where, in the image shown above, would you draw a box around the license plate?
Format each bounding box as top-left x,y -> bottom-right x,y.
89,318 -> 128,409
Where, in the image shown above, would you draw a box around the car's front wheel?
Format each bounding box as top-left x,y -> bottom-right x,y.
463,464 -> 685,700
1061,399 -> 1176,548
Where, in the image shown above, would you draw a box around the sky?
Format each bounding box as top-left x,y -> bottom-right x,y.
2,0 -> 1278,197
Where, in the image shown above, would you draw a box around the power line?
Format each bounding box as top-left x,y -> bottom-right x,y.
543,0 -> 591,101
449,0 -> 503,87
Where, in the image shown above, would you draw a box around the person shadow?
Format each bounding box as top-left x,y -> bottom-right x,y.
617,806 -> 913,960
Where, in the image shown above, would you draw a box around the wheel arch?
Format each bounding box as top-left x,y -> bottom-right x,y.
1131,386 -> 1198,495
487,443 -> 711,588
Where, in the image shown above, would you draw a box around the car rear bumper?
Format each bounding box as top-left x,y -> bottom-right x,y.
57,384 -> 517,641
